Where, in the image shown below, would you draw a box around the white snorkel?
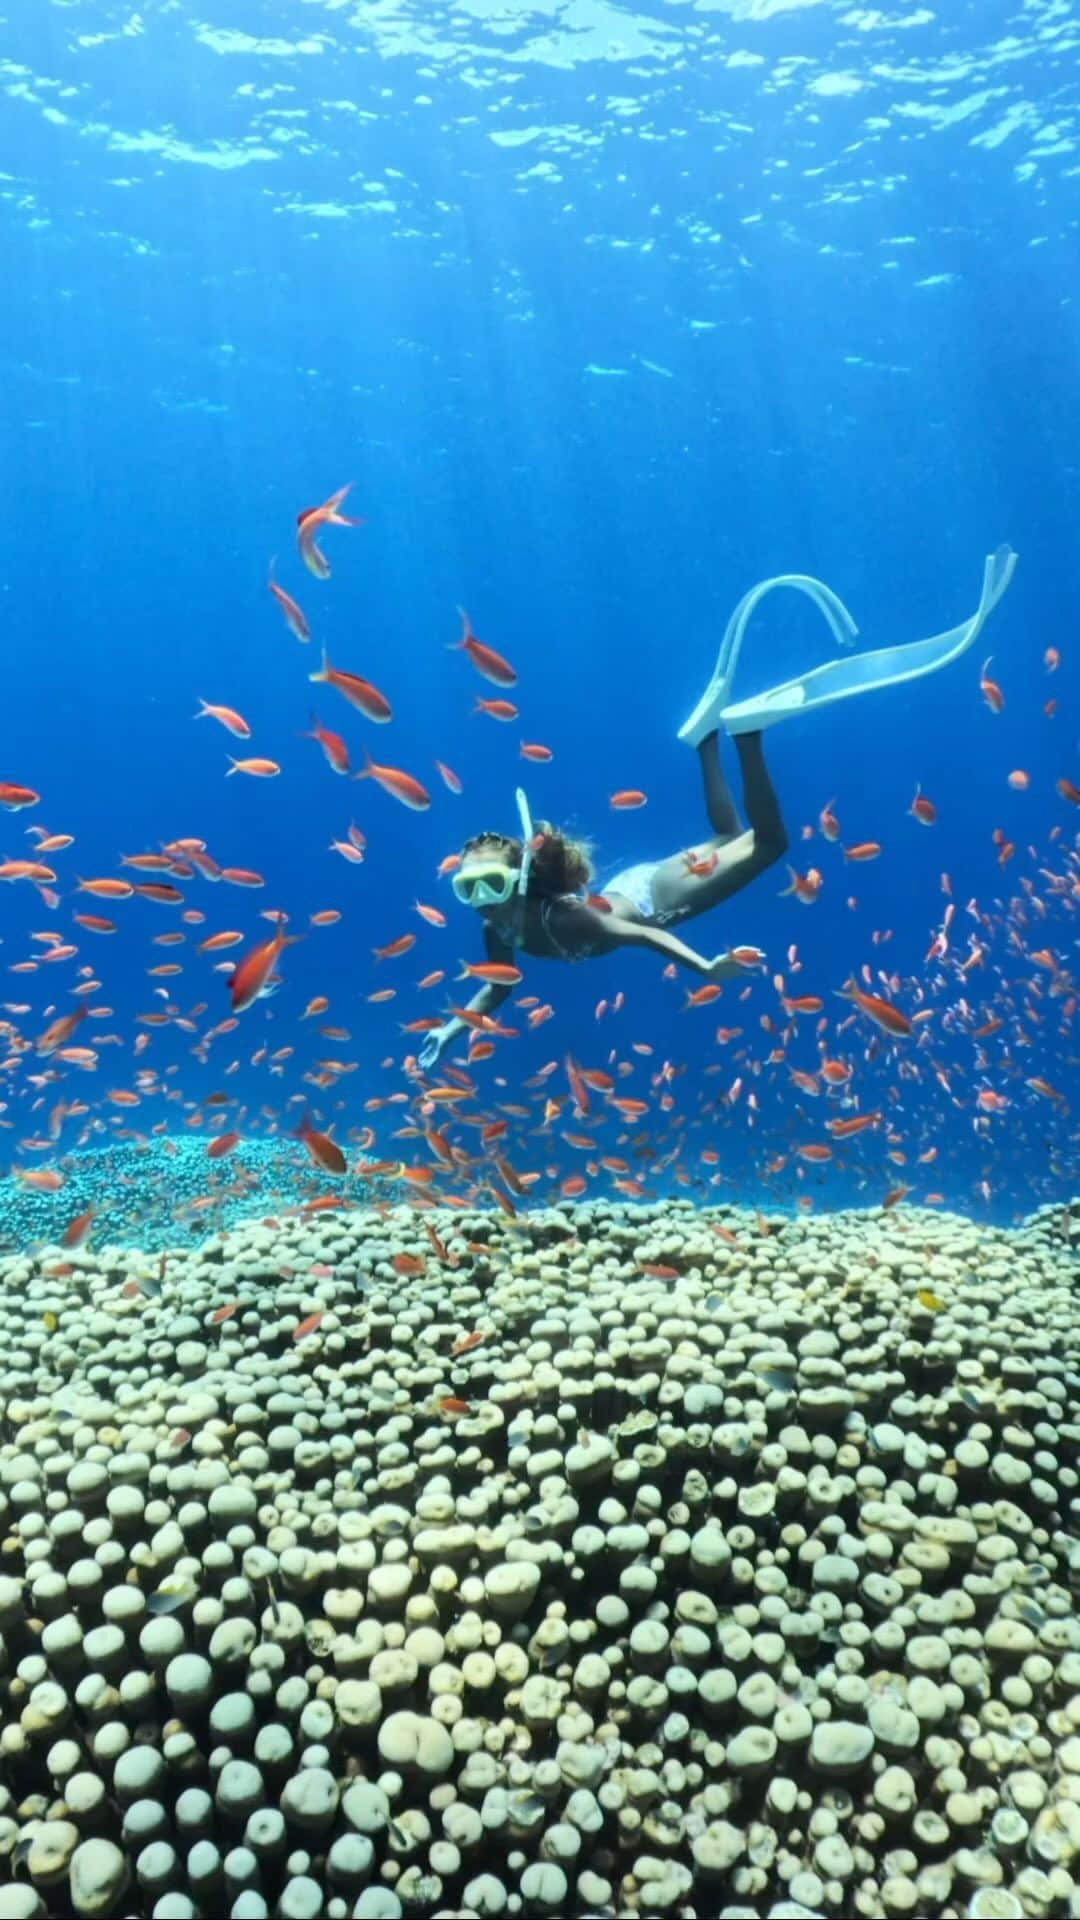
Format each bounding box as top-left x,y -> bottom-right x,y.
515,787 -> 534,897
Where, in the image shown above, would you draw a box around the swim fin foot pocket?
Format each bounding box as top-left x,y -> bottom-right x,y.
680,547 -> 1017,741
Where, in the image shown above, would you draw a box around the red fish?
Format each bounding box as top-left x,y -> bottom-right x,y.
305,715 -> 350,776
294,1116 -> 346,1175
458,961 -> 522,986
308,647 -> 391,723
838,979 -> 912,1037
229,914 -> 295,1014
909,785 -> 936,825
0,783 -> 40,810
452,609 -> 516,686
610,790 -> 647,810
61,1207 -> 94,1249
207,1131 -> 240,1159
356,753 -> 431,812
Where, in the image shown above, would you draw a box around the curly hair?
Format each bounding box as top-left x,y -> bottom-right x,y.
461,821 -> 593,897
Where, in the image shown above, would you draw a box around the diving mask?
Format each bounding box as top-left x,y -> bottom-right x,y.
451,863 -> 517,908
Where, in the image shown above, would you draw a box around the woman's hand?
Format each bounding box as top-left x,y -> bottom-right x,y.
418,1025 -> 451,1071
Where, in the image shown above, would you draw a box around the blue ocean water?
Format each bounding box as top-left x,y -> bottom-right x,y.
2,0 -> 1077,1244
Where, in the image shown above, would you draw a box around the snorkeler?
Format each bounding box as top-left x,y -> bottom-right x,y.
419,545 -> 1017,1071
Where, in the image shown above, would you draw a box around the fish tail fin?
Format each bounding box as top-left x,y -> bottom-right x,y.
353,751 -> 374,782
308,646 -> 330,685
225,759 -> 238,777
778,866 -> 797,897
194,698 -> 210,720
447,606 -> 471,651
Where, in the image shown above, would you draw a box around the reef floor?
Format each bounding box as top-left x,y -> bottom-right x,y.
0,1198 -> 1077,1920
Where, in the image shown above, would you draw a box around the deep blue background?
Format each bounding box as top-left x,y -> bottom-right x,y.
2,0 -> 1077,1226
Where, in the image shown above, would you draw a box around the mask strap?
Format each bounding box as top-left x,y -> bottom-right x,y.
515,787 -> 534,897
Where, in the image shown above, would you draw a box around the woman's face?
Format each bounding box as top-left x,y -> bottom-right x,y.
453,841 -> 520,918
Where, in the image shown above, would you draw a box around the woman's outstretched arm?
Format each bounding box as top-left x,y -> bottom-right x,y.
605,912 -> 748,980
553,897 -> 756,980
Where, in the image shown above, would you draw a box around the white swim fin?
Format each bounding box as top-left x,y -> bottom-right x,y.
719,545 -> 1017,736
678,574 -> 859,748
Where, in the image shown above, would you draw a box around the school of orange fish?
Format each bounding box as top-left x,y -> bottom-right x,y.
1,490 -> 1076,1245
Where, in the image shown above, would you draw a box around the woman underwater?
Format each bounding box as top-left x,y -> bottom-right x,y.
419,546 -> 1017,1072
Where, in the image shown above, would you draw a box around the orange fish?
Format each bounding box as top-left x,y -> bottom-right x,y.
196,698 -> 250,739
268,565 -> 310,642
229,914 -> 295,1014
0,783 -> 39,810
435,761 -> 462,795
73,914 -> 116,934
520,743 -> 552,763
909,786 -> 936,825
610,790 -> 647,810
207,1131 -> 240,1159
356,753 -> 430,811
293,1311 -> 325,1342
452,609 -> 516,687
295,1116 -> 346,1175
684,984 -> 722,1008
77,877 -> 132,898
296,484 -> 362,579
414,902 -> 446,928
780,867 -> 822,905
375,934 -> 416,961
838,979 -> 911,1037
818,798 -> 840,841
825,1112 -> 881,1137
1007,769 -> 1029,791
134,883 -> 185,904
305,715 -> 350,775
1056,778 -> 1080,805
198,931 -> 244,952
36,1005 -> 88,1056
979,657 -> 1004,713
451,1329 -> 484,1356
61,1207 -> 94,1249
474,698 -> 518,722
309,647 -> 391,723
458,961 -> 523,986
795,1144 -> 832,1162
227,757 -> 279,778
844,842 -> 881,862
436,1395 -> 470,1416
391,1252 -> 425,1277
1044,646 -> 1059,672
16,1167 -> 65,1192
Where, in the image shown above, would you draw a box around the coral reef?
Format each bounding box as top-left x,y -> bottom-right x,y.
0,1199 -> 1077,1919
